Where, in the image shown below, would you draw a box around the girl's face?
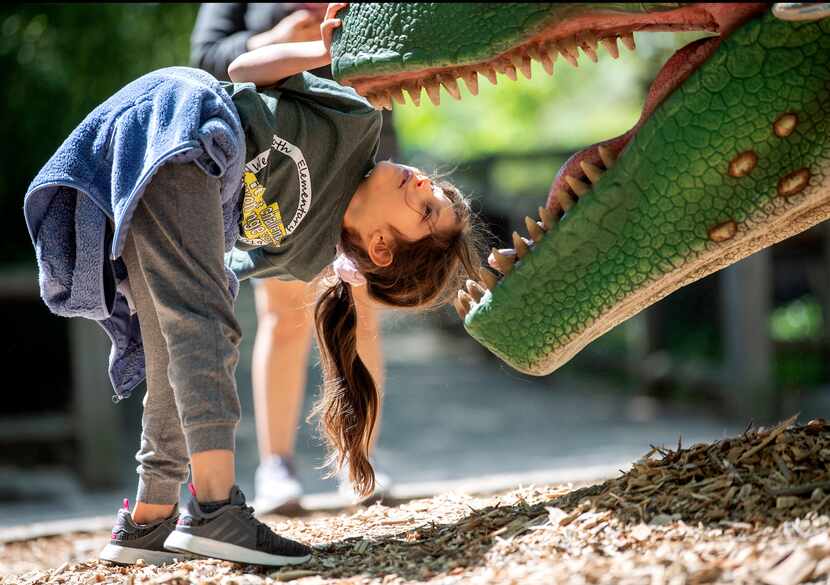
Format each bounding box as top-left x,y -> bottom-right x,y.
367,160 -> 458,240
346,161 -> 460,266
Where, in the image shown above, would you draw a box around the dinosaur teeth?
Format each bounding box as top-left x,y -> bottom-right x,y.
479,66 -> 498,85
541,42 -> 561,71
524,216 -> 544,243
528,45 -> 553,75
512,231 -> 530,259
497,61 -> 518,81
425,81 -> 441,106
439,74 -> 462,100
598,145 -> 617,168
404,82 -> 422,106
579,161 -> 604,184
462,70 -> 479,96
384,29 -> 633,112
368,92 -> 392,110
565,175 -> 590,197
465,279 -> 485,302
556,38 -> 580,68
452,296 -> 466,319
556,189 -> 576,212
379,91 -> 393,110
389,85 -> 407,106
538,206 -> 557,231
491,247 -> 515,275
578,33 -> 598,63
458,289 -> 474,308
511,53 -> 533,80
479,268 -> 498,290
600,37 -> 620,59
366,93 -> 381,109
455,290 -> 473,317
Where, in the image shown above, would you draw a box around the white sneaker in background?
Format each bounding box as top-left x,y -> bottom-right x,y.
337,458 -> 393,504
252,455 -> 303,515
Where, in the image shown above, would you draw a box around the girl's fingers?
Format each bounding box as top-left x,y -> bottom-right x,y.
325,2 -> 349,20
322,18 -> 342,31
321,17 -> 342,49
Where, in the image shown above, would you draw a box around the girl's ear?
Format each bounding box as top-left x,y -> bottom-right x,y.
367,231 -> 393,267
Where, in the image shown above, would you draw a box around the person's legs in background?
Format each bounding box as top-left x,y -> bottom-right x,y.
251,278 -> 389,513
251,278 -> 314,513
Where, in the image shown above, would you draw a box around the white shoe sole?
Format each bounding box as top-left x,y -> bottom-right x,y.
164,531 -> 311,567
99,543 -> 186,566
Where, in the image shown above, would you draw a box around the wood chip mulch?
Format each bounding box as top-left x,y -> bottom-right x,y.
2,415 -> 828,585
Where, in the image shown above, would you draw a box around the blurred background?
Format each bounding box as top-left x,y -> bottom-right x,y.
1,4 -> 828,529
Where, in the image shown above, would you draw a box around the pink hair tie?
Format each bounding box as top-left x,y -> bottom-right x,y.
332,252 -> 367,286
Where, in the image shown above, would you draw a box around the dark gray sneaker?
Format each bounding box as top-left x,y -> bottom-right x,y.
163,485 -> 312,566
100,499 -> 190,565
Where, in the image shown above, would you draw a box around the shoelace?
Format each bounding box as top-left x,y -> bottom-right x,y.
238,504 -> 275,545
237,503 -> 306,553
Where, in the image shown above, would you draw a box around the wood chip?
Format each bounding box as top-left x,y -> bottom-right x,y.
272,569 -> 320,582
2,415 -> 828,585
631,524 -> 652,541
761,549 -> 818,585
738,414 -> 799,463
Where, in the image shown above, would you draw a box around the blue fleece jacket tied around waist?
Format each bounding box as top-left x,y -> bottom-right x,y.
23,66 -> 246,401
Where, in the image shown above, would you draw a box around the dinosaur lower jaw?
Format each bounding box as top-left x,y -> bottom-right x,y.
461,8 -> 830,375
542,6 -> 768,215
546,34 -> 721,215
517,165 -> 830,376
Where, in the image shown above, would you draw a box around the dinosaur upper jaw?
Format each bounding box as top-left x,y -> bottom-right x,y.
340,4 -> 766,110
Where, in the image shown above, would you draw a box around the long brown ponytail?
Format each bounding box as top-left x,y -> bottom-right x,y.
311,178 -> 483,496
312,278 -> 380,496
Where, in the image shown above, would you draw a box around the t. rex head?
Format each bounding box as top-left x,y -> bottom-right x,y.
331,3 -> 830,375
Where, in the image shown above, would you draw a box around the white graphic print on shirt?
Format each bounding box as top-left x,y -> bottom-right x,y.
239,135 -> 312,247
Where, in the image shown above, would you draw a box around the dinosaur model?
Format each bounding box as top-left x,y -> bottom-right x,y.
330,3 -> 830,376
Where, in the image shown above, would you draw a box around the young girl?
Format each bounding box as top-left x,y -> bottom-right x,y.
23,3 -> 481,568
190,1 -> 400,513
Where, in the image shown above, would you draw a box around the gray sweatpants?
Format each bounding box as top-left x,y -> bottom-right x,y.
120,162 -> 242,505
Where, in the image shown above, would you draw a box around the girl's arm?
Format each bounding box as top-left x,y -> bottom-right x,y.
227,2 -> 348,87
228,40 -> 329,86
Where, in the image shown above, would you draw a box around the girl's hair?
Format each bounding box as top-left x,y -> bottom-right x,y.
310,177 -> 483,496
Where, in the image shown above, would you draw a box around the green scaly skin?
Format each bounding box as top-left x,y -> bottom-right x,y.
332,4 -> 681,82
332,5 -> 830,375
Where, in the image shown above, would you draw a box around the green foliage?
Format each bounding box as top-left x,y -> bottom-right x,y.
770,295 -> 823,342
394,32 -> 710,161
0,4 -> 200,264
772,295 -> 826,387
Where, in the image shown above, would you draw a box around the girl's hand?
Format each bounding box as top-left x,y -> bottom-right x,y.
246,9 -> 323,50
269,9 -> 323,44
321,3 -> 349,54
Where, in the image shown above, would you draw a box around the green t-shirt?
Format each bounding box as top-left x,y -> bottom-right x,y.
222,72 -> 381,282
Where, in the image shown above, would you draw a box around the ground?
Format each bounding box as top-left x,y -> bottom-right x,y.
3,419 -> 829,585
